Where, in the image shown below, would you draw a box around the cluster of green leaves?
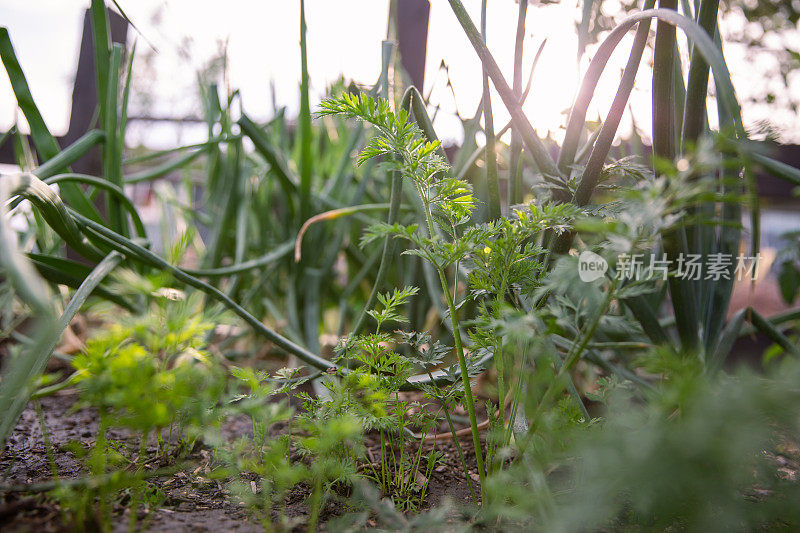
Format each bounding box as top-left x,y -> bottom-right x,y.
49,471 -> 166,533
72,296 -> 223,443
323,91 -> 626,502
207,378 -> 362,532
193,347 -> 370,531
304,286 -> 443,512
482,352 -> 800,531
0,1 -> 406,456
322,94 -> 475,247
322,92 -> 495,494
4,0 -> 800,529
46,295 -> 223,530
74,327 -> 212,433
319,93 -> 448,187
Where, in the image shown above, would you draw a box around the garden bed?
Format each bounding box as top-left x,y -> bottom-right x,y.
3,0 -> 800,530
1,389 -> 479,531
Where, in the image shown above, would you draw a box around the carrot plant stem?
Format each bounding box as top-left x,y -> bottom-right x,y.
443,407 -> 478,502
413,168 -> 486,499
380,429 -> 388,492
425,367 -> 477,503
437,268 -> 485,499
493,284 -> 508,440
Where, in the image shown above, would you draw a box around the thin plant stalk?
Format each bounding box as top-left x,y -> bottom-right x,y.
34,400 -> 59,480
491,273 -> 509,466
423,368 -> 477,503
437,265 -> 485,497
481,0 -> 500,221
413,174 -> 486,496
509,0 -> 528,205
298,0 -> 312,222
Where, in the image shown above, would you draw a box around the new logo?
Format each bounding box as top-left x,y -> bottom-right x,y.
578,251 -> 608,282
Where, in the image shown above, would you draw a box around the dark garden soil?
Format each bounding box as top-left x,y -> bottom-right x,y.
0,391 -> 479,531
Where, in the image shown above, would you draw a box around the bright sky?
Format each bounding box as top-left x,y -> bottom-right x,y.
1,0 -> 798,149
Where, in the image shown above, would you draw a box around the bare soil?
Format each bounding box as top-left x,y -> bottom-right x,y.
0,391 -> 478,531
